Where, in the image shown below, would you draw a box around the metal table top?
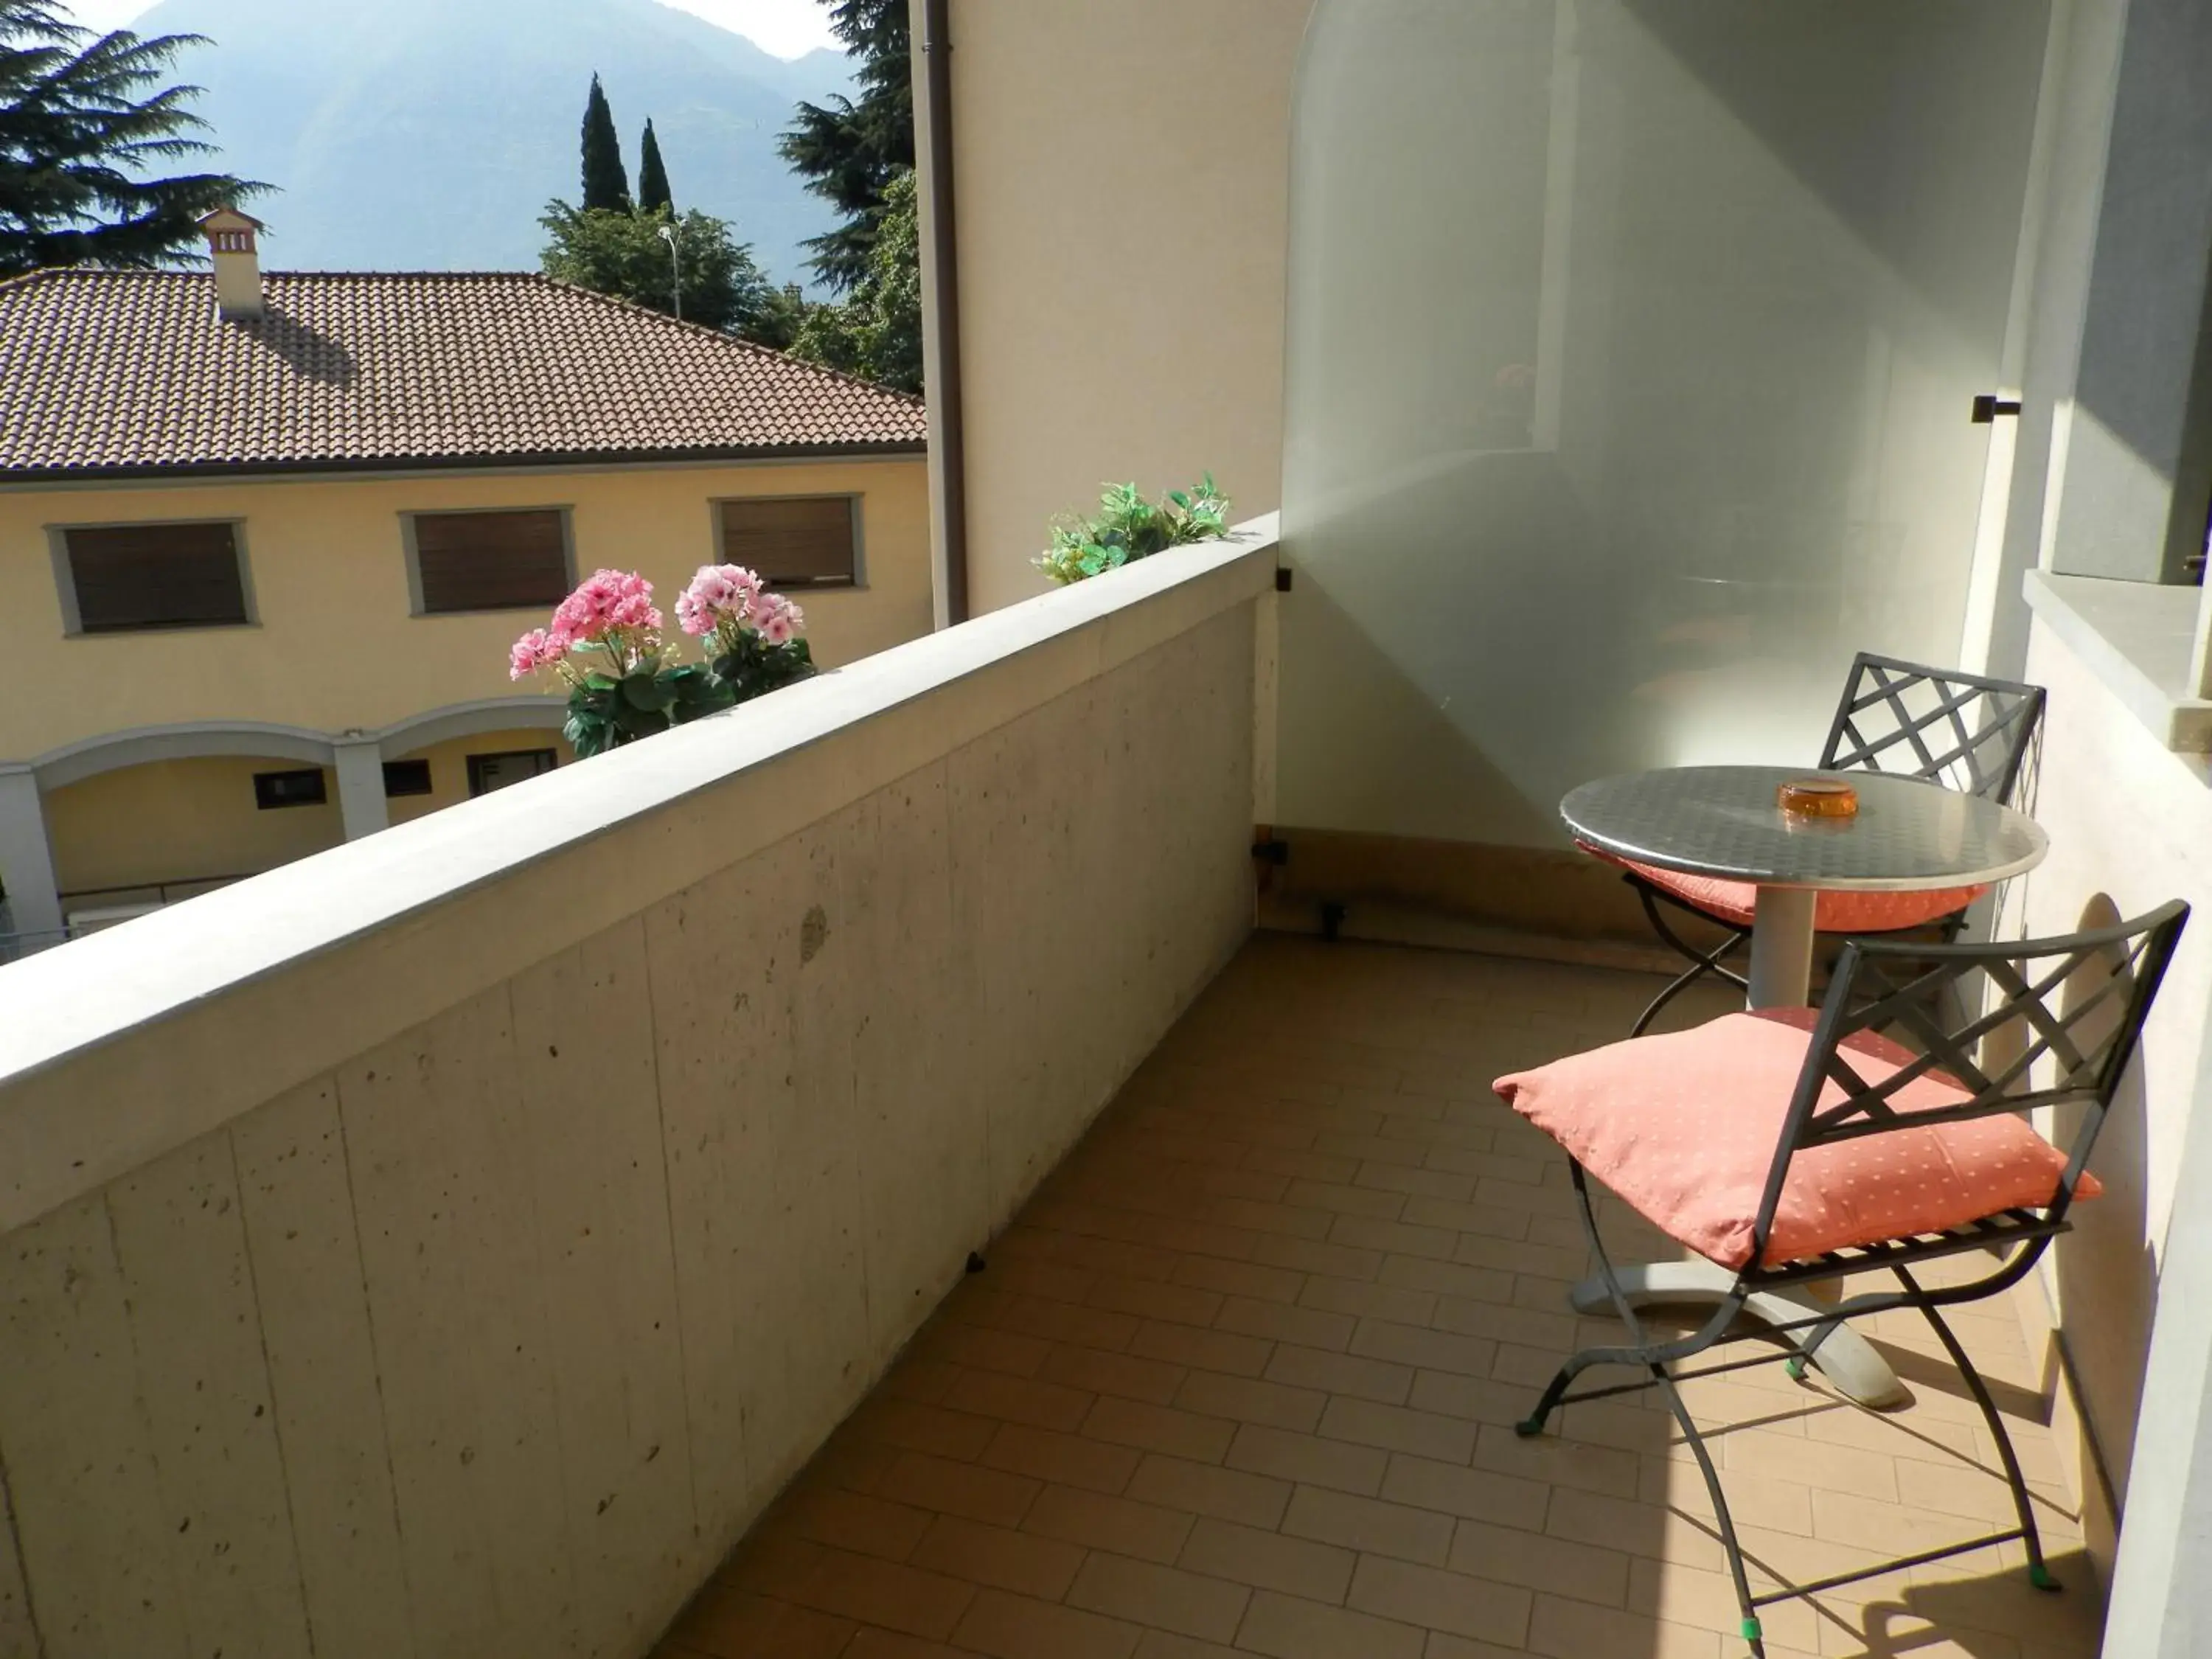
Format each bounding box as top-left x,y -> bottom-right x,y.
1562,765 -> 2048,892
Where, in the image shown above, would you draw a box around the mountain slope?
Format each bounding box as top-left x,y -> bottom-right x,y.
131,0 -> 851,285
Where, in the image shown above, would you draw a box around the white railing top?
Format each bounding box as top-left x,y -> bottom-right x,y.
0,515 -> 1278,1233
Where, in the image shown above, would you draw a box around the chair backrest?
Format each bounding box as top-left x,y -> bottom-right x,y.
1749,900 -> 2190,1270
1819,653 -> 2046,804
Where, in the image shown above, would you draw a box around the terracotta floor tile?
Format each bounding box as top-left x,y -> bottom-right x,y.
781,1485 -> 934,1562
1172,1254 -> 1307,1305
1298,1278 -> 1436,1329
1172,1370 -> 1328,1435
778,1545 -> 978,1642
847,1397 -> 1001,1461
1246,1233 -> 1386,1282
1242,1147 -> 1362,1185
1041,1342 -> 1191,1406
1023,1482 -> 1197,1564
1133,1634 -> 1245,1659
951,1587 -> 1144,1659
1224,1424 -> 1388,1498
1127,1452 -> 1295,1528
843,1630 -> 971,1659
908,1512 -> 1085,1601
1376,1256 -> 1517,1306
915,1320 -> 1053,1379
1068,1551 -> 1251,1644
877,1450 -> 1043,1528
1217,1296 -> 1357,1353
667,1586 -> 856,1659
1527,1592 -> 1721,1659
650,939 -> 2098,1659
1234,1588 -> 1426,1659
1130,1319 -> 1276,1378
1346,1555 -> 1531,1646
1379,1453 -> 1549,1531
1449,1514 -> 1632,1607
1093,1273 -> 1230,1329
1315,1397 -> 1478,1464
1084,1394 -> 1240,1464
1473,1422 -> 1640,1500
984,1422 -> 1144,1494
1262,1343 -> 1414,1406
945,1366 -> 1098,1433
1281,1179 -> 1409,1220
1176,1514 -> 1356,1604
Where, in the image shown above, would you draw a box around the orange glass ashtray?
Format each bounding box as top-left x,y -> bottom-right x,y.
1778,779 -> 1859,819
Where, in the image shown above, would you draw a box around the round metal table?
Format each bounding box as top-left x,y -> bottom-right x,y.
1563,765 -> 2048,1012
1553,764 -> 2050,1407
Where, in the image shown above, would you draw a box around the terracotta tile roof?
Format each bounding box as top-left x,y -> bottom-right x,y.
0,269 -> 927,480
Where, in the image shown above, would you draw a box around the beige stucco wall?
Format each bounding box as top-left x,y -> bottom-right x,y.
0,456 -> 931,759
945,0 -> 1308,613
2011,616 -> 2212,1576
385,727 -> 580,829
0,530 -> 1273,1659
44,756 -> 346,897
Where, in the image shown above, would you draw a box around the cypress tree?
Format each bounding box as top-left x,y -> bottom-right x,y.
579,73 -> 630,212
0,1 -> 264,274
777,0 -> 911,293
637,118 -> 672,214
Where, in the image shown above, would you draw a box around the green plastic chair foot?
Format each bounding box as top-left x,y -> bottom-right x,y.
1513,1416 -> 1545,1439
1740,1614 -> 1763,1643
2029,1562 -> 2061,1592
1784,1356 -> 1806,1382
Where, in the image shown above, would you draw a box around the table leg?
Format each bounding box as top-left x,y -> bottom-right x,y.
1745,886 -> 1817,1009
1566,1264 -> 1907,1409
1570,883 -> 1905,1404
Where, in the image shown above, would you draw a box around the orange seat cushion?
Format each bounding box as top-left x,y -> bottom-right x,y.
1492,1010 -> 2096,1270
1602,852 -> 1984,934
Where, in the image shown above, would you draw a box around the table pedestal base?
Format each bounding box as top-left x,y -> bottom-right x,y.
1747,886 -> 1818,1009
1567,1262 -> 1907,1409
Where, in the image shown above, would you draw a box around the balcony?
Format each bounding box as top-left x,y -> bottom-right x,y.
0,519 -> 2129,1658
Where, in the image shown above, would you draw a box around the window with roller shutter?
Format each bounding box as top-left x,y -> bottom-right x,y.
55,520 -> 251,633
406,508 -> 574,614
715,495 -> 860,588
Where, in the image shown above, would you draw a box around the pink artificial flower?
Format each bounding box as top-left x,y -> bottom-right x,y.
552,568 -> 660,643
509,628 -> 558,681
754,593 -> 804,647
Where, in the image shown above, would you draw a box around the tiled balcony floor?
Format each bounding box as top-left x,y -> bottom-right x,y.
653,935 -> 2104,1659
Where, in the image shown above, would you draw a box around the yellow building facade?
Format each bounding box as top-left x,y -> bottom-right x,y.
0,232 -> 931,946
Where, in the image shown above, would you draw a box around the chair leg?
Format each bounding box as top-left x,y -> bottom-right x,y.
1899,1269 -> 2058,1591
1630,884 -> 1751,1037
1515,1162 -> 1767,1652
1654,1367 -> 1767,1657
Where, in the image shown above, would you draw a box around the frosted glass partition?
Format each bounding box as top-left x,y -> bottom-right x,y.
1279,0 -> 2048,849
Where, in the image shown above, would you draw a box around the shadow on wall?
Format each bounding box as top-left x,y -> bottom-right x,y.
2041,891 -> 2158,1568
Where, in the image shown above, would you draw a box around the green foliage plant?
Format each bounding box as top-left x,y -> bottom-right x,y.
538,201 -> 782,340
1035,476 -> 1231,586
787,167 -> 921,393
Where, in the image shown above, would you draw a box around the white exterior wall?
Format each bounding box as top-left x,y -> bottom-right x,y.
0,526 -> 1276,1659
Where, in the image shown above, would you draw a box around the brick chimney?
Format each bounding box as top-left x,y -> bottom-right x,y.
198,206 -> 267,321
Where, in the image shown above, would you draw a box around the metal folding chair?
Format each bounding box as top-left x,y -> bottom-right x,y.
1512,900 -> 2188,1657
1619,653 -> 2048,1037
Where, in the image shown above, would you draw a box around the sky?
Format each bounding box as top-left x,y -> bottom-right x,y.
56,0 -> 844,58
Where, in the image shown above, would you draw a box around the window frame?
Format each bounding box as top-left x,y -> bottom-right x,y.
46,517 -> 259,636
252,768 -> 329,810
381,758 -> 434,799
465,748 -> 560,798
400,504 -> 577,618
707,492 -> 866,591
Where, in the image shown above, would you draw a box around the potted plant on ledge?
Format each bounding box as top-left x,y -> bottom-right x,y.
509,566 -> 815,757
